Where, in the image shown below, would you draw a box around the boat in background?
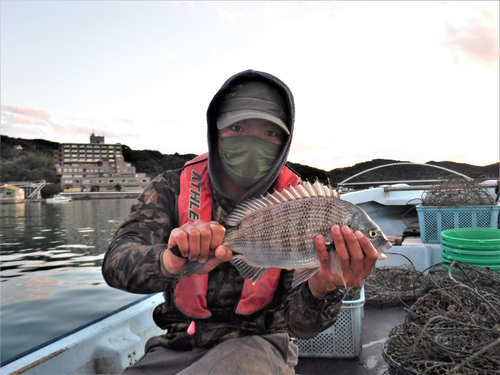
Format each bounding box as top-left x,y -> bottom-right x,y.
46,194 -> 72,203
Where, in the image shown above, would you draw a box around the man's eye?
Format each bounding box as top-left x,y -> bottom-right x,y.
266,130 -> 278,137
231,125 -> 244,132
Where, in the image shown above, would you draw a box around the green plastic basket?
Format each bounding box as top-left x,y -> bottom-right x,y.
441,244 -> 500,262
441,244 -> 500,256
441,228 -> 500,249
440,228 -> 500,270
441,253 -> 500,270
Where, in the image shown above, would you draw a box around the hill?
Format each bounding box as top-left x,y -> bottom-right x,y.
1,135 -> 498,186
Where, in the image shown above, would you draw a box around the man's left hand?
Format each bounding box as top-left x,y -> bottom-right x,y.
308,225 -> 379,299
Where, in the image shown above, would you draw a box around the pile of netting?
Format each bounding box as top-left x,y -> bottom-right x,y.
383,262 -> 500,375
364,263 -> 432,307
422,177 -> 496,206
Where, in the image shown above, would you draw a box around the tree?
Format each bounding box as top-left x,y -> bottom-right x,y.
0,151 -> 57,182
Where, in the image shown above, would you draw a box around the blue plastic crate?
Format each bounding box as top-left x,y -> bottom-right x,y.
416,204 -> 500,244
294,286 -> 365,358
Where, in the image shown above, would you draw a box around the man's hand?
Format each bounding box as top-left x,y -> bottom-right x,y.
162,220 -> 232,277
308,225 -> 379,299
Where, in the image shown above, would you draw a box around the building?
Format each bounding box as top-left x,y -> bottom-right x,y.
54,133 -> 150,192
0,185 -> 25,200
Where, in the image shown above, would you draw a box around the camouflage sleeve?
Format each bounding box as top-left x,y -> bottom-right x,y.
285,282 -> 344,340
102,170 -> 181,294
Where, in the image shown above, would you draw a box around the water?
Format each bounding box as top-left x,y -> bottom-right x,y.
0,199 -> 148,363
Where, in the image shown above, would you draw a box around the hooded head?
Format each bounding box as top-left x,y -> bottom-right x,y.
207,70 -> 295,210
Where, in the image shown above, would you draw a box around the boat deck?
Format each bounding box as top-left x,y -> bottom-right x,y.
296,305 -> 407,375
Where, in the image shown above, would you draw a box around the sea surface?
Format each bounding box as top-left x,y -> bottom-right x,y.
0,198 -> 148,363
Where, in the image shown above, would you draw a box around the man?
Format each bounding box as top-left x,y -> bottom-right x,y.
102,70 -> 378,374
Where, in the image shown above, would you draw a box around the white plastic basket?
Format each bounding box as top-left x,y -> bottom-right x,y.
295,286 -> 365,358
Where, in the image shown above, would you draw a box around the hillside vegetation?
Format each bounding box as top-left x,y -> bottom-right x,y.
1,135 -> 498,187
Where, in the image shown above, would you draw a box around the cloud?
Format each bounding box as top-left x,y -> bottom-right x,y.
1,105 -> 105,141
1,105 -> 51,120
1,105 -> 54,136
13,114 -> 47,126
442,7 -> 499,69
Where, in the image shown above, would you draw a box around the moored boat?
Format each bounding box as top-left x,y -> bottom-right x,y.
46,194 -> 72,203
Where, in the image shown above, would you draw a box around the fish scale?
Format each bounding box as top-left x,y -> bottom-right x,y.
180,180 -> 392,287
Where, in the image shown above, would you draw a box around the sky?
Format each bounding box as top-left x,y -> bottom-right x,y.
1,1 -> 499,171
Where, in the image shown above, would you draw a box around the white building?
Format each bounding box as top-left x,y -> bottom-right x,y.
54,133 -> 150,192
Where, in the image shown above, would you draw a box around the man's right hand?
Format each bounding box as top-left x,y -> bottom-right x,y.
162,220 -> 232,277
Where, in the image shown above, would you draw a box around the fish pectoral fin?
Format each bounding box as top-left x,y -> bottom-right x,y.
230,255 -> 268,284
292,267 -> 320,288
328,250 -> 346,287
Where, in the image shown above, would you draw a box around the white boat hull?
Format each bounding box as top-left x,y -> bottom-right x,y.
2,294 -> 164,375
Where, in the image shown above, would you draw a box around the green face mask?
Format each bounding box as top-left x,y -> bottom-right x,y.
219,135 -> 282,188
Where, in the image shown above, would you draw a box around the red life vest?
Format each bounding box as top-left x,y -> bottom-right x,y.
174,153 -> 301,319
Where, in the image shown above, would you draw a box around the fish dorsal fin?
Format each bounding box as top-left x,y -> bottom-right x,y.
225,180 -> 338,227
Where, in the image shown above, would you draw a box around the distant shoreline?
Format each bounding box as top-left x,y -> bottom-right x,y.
0,192 -> 141,204
61,191 -> 141,200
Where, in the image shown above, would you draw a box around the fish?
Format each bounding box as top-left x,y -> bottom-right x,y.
171,180 -> 392,287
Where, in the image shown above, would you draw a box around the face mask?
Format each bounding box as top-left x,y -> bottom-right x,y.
219,135 -> 282,188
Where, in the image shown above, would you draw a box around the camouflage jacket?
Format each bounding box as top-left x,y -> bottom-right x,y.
102,168 -> 344,350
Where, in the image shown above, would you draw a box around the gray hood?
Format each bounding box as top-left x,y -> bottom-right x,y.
206,70 -> 295,212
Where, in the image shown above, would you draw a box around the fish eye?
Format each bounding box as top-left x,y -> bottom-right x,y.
369,230 -> 378,238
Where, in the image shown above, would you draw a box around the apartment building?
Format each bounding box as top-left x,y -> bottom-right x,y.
54,133 -> 150,192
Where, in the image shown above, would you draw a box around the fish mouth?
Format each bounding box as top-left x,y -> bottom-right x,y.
378,242 -> 393,253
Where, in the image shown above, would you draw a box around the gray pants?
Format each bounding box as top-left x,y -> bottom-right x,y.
121,333 -> 298,375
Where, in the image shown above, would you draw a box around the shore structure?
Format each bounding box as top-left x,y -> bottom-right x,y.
54,133 -> 150,192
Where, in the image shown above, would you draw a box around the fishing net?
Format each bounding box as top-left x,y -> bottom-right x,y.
382,262 -> 500,375
364,264 -> 432,308
421,177 -> 495,207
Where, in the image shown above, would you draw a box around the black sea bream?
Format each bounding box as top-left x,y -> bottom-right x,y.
179,181 -> 392,287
